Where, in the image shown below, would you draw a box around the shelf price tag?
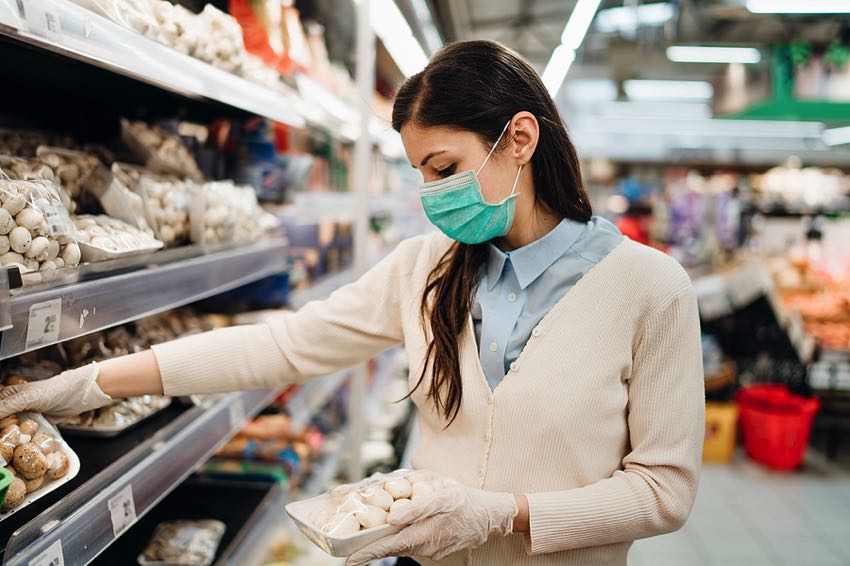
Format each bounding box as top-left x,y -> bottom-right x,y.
25,299 -> 62,351
229,397 -> 245,429
18,0 -> 61,38
28,540 -> 64,566
107,484 -> 137,537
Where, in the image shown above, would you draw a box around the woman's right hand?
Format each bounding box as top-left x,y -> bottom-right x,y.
0,363 -> 113,419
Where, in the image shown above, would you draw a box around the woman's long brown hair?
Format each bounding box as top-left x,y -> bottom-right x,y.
392,40 -> 592,426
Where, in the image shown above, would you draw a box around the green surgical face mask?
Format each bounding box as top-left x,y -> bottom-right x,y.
419,122 -> 523,245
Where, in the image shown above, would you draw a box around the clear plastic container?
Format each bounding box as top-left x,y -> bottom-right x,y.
74,215 -> 163,261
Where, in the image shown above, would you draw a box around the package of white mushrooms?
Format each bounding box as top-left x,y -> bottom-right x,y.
120,119 -> 204,182
74,215 -> 163,261
285,469 -> 457,557
136,176 -> 193,247
0,179 -> 80,280
190,181 -> 268,246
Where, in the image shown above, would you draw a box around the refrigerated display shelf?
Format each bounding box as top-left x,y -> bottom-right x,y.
90,477 -> 287,566
1,389 -> 276,566
0,240 -> 288,360
0,0 -> 304,128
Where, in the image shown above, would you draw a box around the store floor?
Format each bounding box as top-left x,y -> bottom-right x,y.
629,450 -> 850,566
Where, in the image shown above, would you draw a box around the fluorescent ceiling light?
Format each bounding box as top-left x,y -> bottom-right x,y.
667,45 -> 761,64
542,0 -> 603,95
624,79 -> 714,101
823,126 -> 850,145
542,46 -> 576,94
596,2 -> 674,33
747,0 -> 850,13
371,0 -> 428,77
561,0 -> 604,50
563,79 -> 618,102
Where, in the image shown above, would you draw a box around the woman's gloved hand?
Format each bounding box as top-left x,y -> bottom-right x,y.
0,363 -> 113,418
346,483 -> 519,566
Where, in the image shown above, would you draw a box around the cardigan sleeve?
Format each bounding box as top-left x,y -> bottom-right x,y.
151,238 -> 421,396
523,286 -> 705,554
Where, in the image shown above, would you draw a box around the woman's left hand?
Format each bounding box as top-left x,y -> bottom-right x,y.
345,484 -> 518,566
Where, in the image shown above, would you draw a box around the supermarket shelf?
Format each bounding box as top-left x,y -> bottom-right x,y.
2,389 -> 277,566
0,0 -> 304,127
288,268 -> 357,310
288,370 -> 351,432
0,240 -> 288,360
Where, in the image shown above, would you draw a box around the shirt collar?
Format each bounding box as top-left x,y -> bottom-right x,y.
486,219 -> 586,291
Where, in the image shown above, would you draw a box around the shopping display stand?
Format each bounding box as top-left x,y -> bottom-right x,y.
0,0 -> 389,563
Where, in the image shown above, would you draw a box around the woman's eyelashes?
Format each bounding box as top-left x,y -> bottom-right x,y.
436,164 -> 456,178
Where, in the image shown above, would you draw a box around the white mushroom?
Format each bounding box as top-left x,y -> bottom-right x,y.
389,498 -> 414,516
322,512 -> 360,537
46,239 -> 60,260
354,504 -> 388,529
384,478 -> 413,500
0,208 -> 14,234
9,226 -> 32,254
0,252 -> 24,266
39,260 -> 57,271
61,242 -> 81,266
15,207 -> 43,231
361,487 -> 394,511
53,258 -> 64,268
2,194 -> 26,216
26,236 -> 49,261
0,235 -> 9,255
24,258 -> 38,272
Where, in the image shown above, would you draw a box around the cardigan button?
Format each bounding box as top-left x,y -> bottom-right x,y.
531,327 -> 540,337
509,361 -> 518,372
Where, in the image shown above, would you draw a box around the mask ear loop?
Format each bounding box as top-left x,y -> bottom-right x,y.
496,164 -> 524,205
476,121 -> 512,175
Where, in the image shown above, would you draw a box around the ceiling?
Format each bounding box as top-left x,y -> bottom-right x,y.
418,0 -> 850,78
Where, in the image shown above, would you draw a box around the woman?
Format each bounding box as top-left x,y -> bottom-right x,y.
0,41 -> 704,566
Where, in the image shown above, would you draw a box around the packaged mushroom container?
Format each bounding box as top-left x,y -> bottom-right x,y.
0,412 -> 80,519
0,154 -> 76,214
74,215 -> 163,261
189,181 -> 268,246
35,146 -> 105,214
0,179 -> 80,282
285,469 -> 457,557
121,119 -> 203,182
138,519 -> 226,566
136,176 -> 193,247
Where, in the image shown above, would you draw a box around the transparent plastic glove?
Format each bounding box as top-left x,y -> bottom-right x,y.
0,363 -> 112,418
346,484 -> 519,566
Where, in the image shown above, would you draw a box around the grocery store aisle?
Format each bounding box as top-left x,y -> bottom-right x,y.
629,451 -> 850,566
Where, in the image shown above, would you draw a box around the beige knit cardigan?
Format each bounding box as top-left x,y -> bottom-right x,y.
153,232 -> 705,566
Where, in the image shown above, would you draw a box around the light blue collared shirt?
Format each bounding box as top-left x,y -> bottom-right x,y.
472,216 -> 624,390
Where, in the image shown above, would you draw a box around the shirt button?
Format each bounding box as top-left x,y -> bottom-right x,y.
532,327 -> 541,337
506,292 -> 517,303
510,361 -> 519,372
488,341 -> 498,352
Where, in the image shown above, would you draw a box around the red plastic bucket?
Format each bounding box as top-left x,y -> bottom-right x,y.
736,385 -> 820,471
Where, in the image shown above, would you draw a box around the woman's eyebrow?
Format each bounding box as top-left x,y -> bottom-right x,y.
416,150 -> 446,168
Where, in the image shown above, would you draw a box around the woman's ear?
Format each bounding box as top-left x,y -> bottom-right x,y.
509,111 -> 539,166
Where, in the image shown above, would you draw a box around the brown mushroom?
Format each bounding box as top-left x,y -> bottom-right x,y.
2,477 -> 26,509
24,475 -> 43,493
0,425 -> 22,447
4,465 -> 15,477
46,452 -> 69,480
0,443 -> 13,467
18,419 -> 37,436
12,443 -> 48,480
31,433 -> 57,455
0,416 -> 18,429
